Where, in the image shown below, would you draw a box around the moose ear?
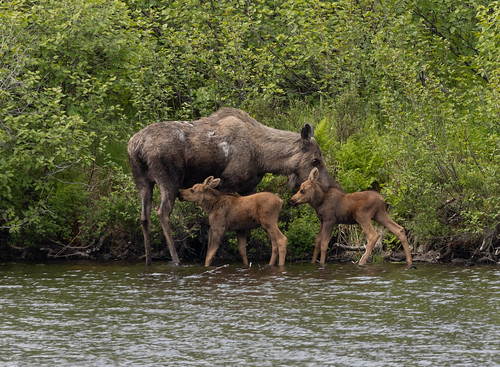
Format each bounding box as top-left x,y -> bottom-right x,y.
203,176 -> 215,186
309,167 -> 319,181
301,123 -> 314,140
208,178 -> 221,189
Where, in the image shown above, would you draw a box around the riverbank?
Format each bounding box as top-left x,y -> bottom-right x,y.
2,235 -> 498,266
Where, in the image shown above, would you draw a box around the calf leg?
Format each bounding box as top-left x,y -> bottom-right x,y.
262,223 -> 287,266
236,230 -> 249,266
358,220 -> 380,266
205,226 -> 225,266
311,231 -> 321,263
375,212 -> 413,266
313,221 -> 335,265
273,229 -> 288,266
267,230 -> 280,266
277,233 -> 288,266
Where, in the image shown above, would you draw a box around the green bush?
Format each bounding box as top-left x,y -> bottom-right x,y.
283,206 -> 320,261
334,132 -> 389,193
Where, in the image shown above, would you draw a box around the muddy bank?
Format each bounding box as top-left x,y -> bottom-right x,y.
2,232 -> 499,266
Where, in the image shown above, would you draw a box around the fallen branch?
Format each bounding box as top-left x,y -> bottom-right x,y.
332,243 -> 365,251
202,264 -> 229,274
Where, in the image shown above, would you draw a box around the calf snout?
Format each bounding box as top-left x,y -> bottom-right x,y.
179,189 -> 194,202
289,197 -> 298,206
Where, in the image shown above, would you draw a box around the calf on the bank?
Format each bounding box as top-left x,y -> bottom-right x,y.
290,168 -> 413,266
180,176 -> 287,266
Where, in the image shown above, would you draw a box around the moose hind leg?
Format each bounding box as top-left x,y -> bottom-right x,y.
139,182 -> 154,266
376,212 -> 413,266
236,231 -> 249,267
358,221 -> 380,266
268,226 -> 288,266
157,187 -> 181,266
268,235 -> 279,266
276,231 -> 288,266
262,222 -> 285,266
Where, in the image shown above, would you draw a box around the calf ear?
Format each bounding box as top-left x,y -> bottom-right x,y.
208,178 -> 221,188
203,176 -> 215,186
309,167 -> 319,181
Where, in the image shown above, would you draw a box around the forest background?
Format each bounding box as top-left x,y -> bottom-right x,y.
1,0 -> 499,264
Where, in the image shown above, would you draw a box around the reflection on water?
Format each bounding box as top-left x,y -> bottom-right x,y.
0,261 -> 498,366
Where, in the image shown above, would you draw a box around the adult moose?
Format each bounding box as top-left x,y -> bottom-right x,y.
128,107 -> 334,265
290,167 -> 413,267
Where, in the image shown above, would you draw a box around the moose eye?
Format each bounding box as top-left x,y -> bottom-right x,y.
300,189 -> 305,194
190,189 -> 195,193
312,158 -> 320,166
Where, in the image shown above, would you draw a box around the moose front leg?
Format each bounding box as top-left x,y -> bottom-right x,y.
358,221 -> 380,266
205,226 -> 226,267
312,221 -> 335,265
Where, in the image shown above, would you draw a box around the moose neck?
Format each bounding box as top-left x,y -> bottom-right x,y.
309,182 -> 328,209
198,188 -> 223,213
252,127 -> 303,175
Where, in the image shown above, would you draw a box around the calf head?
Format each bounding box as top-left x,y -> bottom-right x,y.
180,176 -> 221,203
290,167 -> 321,206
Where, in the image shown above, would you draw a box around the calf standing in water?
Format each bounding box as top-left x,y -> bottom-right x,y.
290,168 -> 413,266
180,176 -> 287,267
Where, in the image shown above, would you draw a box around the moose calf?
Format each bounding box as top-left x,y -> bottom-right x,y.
180,176 -> 287,266
290,168 -> 413,266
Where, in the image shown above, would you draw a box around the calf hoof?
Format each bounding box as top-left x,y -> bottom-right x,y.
317,263 -> 327,270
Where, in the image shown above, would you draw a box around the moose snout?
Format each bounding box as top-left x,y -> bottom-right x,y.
289,197 -> 298,206
288,174 -> 300,189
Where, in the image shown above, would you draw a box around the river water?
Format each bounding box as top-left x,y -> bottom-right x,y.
0,261 -> 498,366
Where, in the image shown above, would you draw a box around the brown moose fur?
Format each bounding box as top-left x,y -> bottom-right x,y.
290,168 -> 413,266
128,107 -> 334,265
180,176 -> 287,266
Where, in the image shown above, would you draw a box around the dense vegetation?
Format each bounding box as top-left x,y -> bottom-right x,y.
1,0 -> 499,264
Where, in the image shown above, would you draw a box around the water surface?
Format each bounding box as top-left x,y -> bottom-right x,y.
1,261 -> 498,366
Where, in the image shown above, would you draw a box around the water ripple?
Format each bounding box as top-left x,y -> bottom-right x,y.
0,262 -> 498,366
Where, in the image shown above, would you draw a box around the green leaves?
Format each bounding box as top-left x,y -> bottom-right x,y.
0,0 -> 142,245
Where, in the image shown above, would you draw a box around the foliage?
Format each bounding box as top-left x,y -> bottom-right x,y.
334,132 -> 389,192
0,0 -> 148,252
283,207 -> 320,261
